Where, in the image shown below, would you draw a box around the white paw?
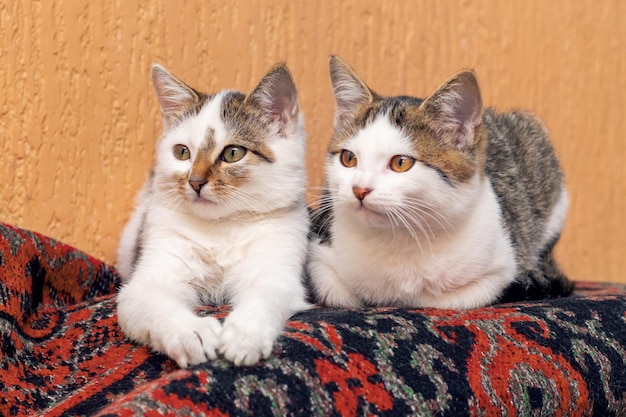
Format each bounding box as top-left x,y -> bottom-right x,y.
151,315 -> 222,368
307,242 -> 361,308
219,309 -> 281,366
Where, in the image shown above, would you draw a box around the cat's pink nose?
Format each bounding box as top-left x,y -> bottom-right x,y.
189,178 -> 208,195
352,186 -> 372,201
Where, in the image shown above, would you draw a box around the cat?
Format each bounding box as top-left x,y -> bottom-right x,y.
307,56 -> 573,310
116,63 -> 310,368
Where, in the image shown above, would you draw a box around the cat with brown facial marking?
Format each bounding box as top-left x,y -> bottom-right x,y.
116,63 -> 309,367
307,56 -> 573,309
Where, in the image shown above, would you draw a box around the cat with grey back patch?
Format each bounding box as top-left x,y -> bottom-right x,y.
116,63 -> 309,367
307,56 -> 573,309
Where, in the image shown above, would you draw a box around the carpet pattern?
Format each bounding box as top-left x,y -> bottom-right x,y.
1,222 -> 626,416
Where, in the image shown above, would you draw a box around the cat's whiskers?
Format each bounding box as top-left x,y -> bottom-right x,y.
310,196 -> 333,218
220,185 -> 282,219
388,202 -> 439,256
310,194 -> 336,234
306,185 -> 325,203
401,208 -> 435,257
387,206 -> 433,258
154,186 -> 185,210
403,197 -> 453,235
399,205 -> 436,240
384,212 -> 399,240
224,196 -> 271,220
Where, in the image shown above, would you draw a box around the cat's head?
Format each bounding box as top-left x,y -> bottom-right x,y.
324,56 -> 486,235
149,63 -> 306,220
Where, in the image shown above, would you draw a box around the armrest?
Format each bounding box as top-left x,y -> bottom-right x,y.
0,223 -> 121,322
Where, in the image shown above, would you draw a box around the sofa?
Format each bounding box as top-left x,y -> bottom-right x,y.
1,222 -> 626,416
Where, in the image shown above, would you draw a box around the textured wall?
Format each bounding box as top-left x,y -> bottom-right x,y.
1,1 -> 624,282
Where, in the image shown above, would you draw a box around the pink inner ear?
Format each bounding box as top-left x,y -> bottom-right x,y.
454,95 -> 479,126
270,113 -> 288,136
448,123 -> 473,150
253,79 -> 298,136
434,113 -> 475,150
270,95 -> 295,122
431,76 -> 482,149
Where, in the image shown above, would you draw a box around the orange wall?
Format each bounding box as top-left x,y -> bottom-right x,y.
1,1 -> 624,282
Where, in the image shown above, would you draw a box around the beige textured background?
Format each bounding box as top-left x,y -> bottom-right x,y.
1,1 -> 624,282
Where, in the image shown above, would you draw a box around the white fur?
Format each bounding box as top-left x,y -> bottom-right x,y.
307,115 -> 516,309
117,92 -> 309,367
542,186 -> 568,248
116,178 -> 150,279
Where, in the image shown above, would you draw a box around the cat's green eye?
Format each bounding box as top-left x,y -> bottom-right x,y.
340,150 -> 357,168
173,144 -> 191,161
221,145 -> 247,163
389,155 -> 415,173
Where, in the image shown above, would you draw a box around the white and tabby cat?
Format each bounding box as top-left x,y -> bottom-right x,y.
116,63 -> 309,367
307,56 -> 573,310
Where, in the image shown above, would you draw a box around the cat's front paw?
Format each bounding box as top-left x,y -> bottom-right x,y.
152,315 -> 222,368
307,245 -> 362,308
219,309 -> 281,366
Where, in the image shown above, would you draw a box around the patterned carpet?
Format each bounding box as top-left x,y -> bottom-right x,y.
1,222 -> 626,416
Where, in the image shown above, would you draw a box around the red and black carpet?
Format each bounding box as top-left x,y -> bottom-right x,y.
1,222 -> 625,416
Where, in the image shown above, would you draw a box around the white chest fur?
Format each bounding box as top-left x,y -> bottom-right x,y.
142,203 -> 307,302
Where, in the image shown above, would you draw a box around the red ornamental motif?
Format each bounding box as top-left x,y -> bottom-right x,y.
429,308 -> 590,415
0,224 -> 118,310
315,354 -> 394,417
311,324 -> 393,417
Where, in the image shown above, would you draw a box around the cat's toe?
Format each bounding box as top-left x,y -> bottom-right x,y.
219,312 -> 278,366
222,343 -> 262,367
158,316 -> 222,368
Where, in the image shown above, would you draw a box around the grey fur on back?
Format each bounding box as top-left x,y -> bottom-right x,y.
482,109 -> 573,301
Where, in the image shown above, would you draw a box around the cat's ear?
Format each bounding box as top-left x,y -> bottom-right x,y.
151,64 -> 201,129
329,56 -> 376,131
420,70 -> 483,150
247,63 -> 299,137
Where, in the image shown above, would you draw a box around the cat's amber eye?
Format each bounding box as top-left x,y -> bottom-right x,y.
340,150 -> 357,168
389,155 -> 415,172
221,145 -> 247,163
173,144 -> 191,161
